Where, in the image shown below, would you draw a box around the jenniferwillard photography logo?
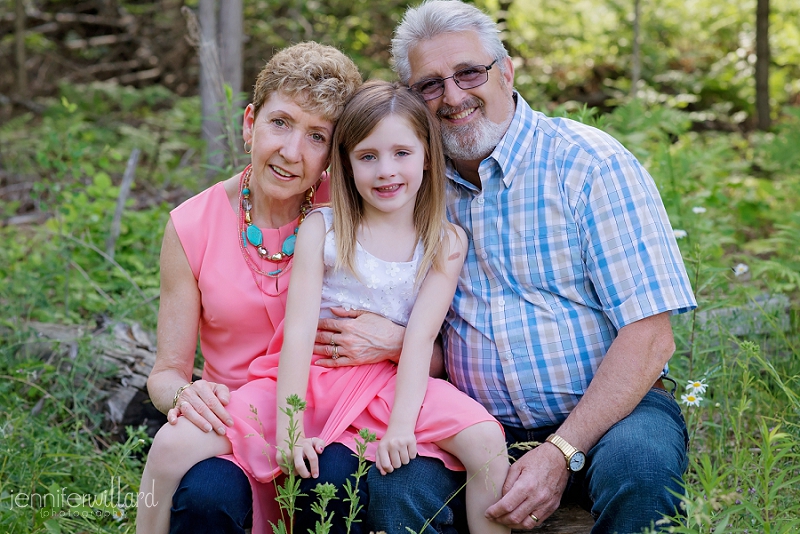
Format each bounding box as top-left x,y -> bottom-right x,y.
5,476 -> 156,521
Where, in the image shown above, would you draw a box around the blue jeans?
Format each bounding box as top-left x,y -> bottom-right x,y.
295,443 -> 370,534
296,443 -> 468,534
368,387 -> 688,534
169,457 -> 252,534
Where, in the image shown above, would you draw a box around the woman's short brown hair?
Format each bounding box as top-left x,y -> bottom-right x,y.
251,42 -> 362,122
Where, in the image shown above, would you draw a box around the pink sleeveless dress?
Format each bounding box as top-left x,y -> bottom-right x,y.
174,188 -> 499,534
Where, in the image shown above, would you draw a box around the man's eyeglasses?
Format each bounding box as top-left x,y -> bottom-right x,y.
410,60 -> 498,101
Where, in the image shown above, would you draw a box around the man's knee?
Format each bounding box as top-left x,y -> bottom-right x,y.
585,389 -> 688,526
367,456 -> 467,534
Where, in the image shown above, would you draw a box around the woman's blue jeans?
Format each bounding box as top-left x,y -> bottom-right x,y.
367,386 -> 689,534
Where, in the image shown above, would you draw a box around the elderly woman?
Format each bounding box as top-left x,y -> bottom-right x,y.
141,42 -> 395,534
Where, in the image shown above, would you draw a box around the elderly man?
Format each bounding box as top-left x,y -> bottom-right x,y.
310,2 -> 696,533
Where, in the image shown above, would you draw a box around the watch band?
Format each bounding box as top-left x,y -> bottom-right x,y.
546,434 -> 579,464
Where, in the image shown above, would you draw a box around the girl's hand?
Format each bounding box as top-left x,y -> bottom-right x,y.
277,437 -> 326,478
167,379 -> 233,435
375,428 -> 417,475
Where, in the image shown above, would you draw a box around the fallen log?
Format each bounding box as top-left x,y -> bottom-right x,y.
24,320 -> 167,440
517,502 -> 595,533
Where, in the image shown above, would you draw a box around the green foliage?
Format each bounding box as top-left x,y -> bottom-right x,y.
269,396 -> 375,534
495,0 -> 800,120
0,325 -> 148,533
0,82 -> 205,328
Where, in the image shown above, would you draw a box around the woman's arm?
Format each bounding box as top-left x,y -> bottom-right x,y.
375,226 -> 468,474
275,212 -> 326,477
147,220 -> 234,434
313,308 -> 446,377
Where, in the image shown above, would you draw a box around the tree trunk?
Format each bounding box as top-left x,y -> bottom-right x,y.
218,0 -> 244,168
198,0 -> 225,176
631,0 -> 641,98
15,0 -> 28,96
755,0 -> 771,130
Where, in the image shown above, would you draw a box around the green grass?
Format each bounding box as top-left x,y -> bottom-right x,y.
1,84 -> 798,533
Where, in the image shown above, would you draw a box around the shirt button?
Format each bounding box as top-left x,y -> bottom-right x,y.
477,198 -> 485,205
498,298 -> 505,307
481,252 -> 488,259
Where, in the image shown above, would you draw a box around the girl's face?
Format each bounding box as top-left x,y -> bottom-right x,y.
243,92 -> 334,203
348,114 -> 427,219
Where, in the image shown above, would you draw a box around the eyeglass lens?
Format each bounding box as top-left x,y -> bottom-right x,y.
414,61 -> 496,100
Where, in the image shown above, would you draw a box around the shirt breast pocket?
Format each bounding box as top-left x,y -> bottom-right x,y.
507,224 -> 581,298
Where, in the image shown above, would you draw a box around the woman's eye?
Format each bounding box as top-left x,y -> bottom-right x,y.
311,132 -> 326,143
360,154 -> 376,161
272,118 -> 286,127
397,150 -> 410,157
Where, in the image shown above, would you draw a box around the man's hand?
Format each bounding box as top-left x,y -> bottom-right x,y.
167,379 -> 234,435
314,307 -> 404,367
485,443 -> 568,529
375,428 -> 418,475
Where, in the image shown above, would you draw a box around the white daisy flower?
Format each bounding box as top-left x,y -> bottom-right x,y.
673,229 -> 688,239
680,392 -> 703,407
112,506 -> 126,522
733,263 -> 749,276
687,379 -> 708,395
692,206 -> 707,214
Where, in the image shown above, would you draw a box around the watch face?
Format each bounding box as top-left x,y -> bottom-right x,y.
569,451 -> 586,472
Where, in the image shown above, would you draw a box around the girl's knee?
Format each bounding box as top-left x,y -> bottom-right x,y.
469,421 -> 507,452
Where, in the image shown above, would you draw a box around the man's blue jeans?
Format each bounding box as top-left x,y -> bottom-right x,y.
367,386 -> 689,534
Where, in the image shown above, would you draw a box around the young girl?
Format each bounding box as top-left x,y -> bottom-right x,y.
137,81 -> 509,534
275,80 -> 509,534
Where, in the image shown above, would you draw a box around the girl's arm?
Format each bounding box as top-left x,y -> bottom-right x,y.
375,225 -> 468,475
275,211 -> 326,477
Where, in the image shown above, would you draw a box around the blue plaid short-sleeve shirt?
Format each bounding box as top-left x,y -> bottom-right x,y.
442,94 -> 696,429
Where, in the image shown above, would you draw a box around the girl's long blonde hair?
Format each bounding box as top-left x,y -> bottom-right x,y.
329,80 -> 450,283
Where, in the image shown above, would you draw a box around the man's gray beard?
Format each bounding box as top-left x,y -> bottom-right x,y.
441,110 -> 512,161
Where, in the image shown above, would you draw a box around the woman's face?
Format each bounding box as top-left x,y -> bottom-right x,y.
243,92 -> 334,202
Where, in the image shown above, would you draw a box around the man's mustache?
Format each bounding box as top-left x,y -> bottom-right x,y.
436,97 -> 484,119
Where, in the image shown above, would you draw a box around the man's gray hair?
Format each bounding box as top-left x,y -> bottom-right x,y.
391,0 -> 509,84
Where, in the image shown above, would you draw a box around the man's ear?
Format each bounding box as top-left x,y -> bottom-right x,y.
501,56 -> 515,91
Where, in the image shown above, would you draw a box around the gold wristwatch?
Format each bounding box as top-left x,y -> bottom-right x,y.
546,434 -> 586,473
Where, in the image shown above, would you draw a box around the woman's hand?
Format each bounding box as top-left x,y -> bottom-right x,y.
167,379 -> 234,435
314,307 -> 404,367
375,427 -> 417,475
276,436 -> 326,478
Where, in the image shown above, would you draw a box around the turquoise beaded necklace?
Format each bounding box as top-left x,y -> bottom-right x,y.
237,165 -> 313,278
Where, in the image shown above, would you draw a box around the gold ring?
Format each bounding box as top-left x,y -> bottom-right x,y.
330,334 -> 337,346
332,344 -> 339,359
529,513 -> 539,522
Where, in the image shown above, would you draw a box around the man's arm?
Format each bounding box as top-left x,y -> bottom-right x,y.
485,311 -> 676,528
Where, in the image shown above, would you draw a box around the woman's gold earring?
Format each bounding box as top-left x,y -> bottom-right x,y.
244,140 -> 252,154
